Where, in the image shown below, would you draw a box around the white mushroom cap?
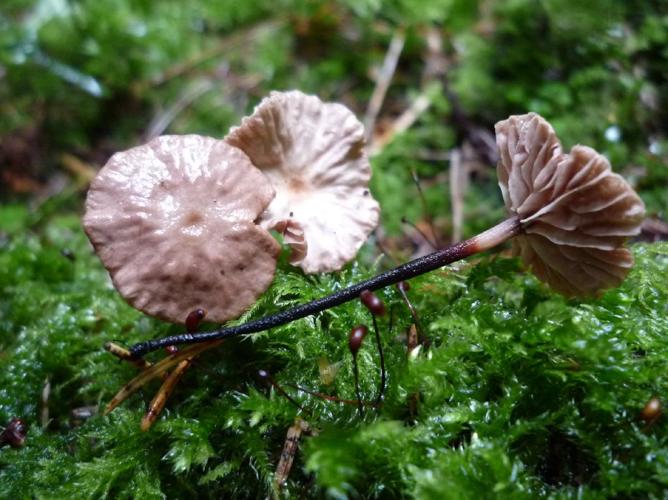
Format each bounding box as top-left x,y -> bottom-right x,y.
496,113 -> 645,296
83,135 -> 280,323
225,90 -> 380,274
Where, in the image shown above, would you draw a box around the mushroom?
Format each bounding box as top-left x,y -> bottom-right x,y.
129,112 -> 644,357
83,134 -> 280,324
496,113 -> 645,296
225,90 -> 380,273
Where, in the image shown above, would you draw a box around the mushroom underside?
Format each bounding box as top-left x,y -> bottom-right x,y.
496,113 -> 644,297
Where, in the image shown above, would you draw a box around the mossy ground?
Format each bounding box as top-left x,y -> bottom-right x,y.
1,205 -> 667,498
2,1 -> 668,498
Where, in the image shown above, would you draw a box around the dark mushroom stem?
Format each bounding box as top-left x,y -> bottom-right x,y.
129,217 -> 521,358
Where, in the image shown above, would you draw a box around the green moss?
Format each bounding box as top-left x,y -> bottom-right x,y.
1,1 -> 667,497
0,208 -> 666,498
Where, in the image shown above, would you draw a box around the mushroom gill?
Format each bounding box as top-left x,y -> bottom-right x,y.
496,113 -> 645,296
225,90 -> 380,274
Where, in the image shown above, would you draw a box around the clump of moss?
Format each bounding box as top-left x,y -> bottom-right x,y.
1,205 -> 667,498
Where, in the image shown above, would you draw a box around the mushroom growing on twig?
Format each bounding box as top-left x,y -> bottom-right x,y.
83,134 -> 280,324
226,90 -> 380,273
129,112 -> 644,357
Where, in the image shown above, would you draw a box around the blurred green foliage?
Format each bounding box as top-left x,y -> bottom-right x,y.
1,0 -> 667,498
2,0 -> 666,227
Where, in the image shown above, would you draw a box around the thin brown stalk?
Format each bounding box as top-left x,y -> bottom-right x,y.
105,340 -> 222,414
140,357 -> 195,431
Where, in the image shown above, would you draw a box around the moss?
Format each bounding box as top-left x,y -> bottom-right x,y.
2,1 -> 667,497
0,207 -> 666,498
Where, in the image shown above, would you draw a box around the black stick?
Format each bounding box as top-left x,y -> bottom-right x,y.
129,218 -> 520,358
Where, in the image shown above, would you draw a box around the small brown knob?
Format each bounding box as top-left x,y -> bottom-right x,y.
349,325 -> 368,357
360,290 -> 385,316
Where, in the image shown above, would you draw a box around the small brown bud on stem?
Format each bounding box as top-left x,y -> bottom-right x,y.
641,397 -> 661,426
185,308 -> 207,333
0,418 -> 28,448
359,291 -> 387,402
348,325 -> 368,357
360,290 -> 386,316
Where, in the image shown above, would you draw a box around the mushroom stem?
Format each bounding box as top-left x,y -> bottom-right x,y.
129,217 -> 521,357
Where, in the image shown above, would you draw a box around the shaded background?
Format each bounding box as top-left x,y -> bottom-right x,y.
1,1 -> 668,498
2,0 -> 667,242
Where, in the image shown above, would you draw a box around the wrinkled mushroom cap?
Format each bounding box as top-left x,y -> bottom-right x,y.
496,113 -> 645,296
83,135 -> 280,323
226,90 -> 380,274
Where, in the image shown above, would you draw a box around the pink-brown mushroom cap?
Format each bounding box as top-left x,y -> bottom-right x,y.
225,90 -> 380,274
83,135 -> 280,323
496,113 -> 645,296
